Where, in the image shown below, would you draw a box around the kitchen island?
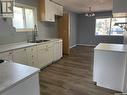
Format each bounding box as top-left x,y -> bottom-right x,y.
93,43 -> 127,92
0,61 -> 40,95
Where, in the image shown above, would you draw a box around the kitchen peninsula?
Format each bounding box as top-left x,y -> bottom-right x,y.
93,43 -> 127,92
0,61 -> 40,95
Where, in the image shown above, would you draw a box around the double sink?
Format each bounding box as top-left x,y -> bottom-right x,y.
29,40 -> 50,43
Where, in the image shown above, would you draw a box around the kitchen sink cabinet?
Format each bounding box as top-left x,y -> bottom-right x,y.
13,48 -> 28,65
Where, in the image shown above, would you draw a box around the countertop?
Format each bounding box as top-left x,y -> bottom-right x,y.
0,61 -> 40,93
0,38 -> 62,53
95,43 -> 127,52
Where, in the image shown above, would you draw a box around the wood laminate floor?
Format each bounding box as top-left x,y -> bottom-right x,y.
39,46 -> 117,95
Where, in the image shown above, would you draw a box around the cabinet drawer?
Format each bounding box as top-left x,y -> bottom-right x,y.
45,43 -> 53,48
37,44 -> 46,50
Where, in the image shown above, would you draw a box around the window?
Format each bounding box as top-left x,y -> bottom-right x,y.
95,17 -> 127,36
13,4 -> 37,32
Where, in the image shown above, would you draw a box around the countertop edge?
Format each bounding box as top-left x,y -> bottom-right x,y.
0,62 -> 40,94
0,39 -> 62,53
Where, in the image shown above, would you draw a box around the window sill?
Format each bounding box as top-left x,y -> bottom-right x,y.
95,35 -> 123,37
16,29 -> 33,32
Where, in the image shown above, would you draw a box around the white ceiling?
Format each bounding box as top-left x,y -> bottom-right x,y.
52,0 -> 113,13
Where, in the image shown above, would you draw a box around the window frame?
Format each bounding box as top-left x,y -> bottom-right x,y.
95,16 -> 126,37
13,3 -> 38,32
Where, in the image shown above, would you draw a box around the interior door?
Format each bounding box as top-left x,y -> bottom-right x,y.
57,13 -> 70,55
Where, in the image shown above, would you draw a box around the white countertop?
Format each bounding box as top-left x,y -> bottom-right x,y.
0,61 -> 40,93
95,43 -> 127,52
0,38 -> 62,53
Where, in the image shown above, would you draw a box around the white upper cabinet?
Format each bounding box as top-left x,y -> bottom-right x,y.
39,0 -> 55,22
45,0 -> 55,22
39,0 -> 63,22
113,0 -> 127,17
54,3 -> 63,16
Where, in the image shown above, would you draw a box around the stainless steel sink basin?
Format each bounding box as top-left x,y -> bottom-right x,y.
0,60 -> 4,64
29,40 -> 50,43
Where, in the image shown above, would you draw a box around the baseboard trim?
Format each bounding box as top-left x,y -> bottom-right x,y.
69,45 -> 77,49
76,44 -> 96,47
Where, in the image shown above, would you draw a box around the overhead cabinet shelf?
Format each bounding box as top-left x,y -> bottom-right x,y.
39,0 -> 63,22
113,0 -> 127,17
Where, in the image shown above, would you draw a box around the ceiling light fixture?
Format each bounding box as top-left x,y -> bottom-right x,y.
85,7 -> 95,17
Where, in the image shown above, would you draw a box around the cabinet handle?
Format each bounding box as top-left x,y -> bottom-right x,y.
9,52 -> 12,54
46,48 -> 48,51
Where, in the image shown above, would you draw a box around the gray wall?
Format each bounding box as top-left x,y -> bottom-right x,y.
77,11 -> 124,45
0,0 -> 58,45
69,12 -> 77,48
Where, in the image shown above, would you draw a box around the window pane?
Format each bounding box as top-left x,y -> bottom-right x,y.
111,18 -> 127,36
25,8 -> 34,29
95,18 -> 111,35
13,7 -> 24,29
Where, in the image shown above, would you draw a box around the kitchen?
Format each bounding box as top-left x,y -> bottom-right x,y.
0,0 -> 127,95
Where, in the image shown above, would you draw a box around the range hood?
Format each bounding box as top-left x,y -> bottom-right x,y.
113,0 -> 127,17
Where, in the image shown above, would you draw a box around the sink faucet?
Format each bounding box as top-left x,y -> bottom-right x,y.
32,25 -> 38,43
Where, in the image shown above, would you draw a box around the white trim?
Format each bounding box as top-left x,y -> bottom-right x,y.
69,44 -> 77,49
76,44 -> 96,47
15,3 -> 36,9
16,28 -> 34,32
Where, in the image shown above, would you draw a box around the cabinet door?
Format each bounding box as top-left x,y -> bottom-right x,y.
55,4 -> 63,16
45,0 -> 55,22
46,47 -> 53,64
37,44 -> 53,68
57,42 -> 63,59
0,51 -> 13,61
37,47 -> 48,68
26,46 -> 38,67
53,41 -> 63,61
13,48 -> 27,65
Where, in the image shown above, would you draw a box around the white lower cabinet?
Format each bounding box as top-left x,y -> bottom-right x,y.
0,51 -> 13,61
53,40 -> 63,62
0,40 -> 63,69
13,48 -> 27,65
37,43 -> 53,68
26,46 -> 38,67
